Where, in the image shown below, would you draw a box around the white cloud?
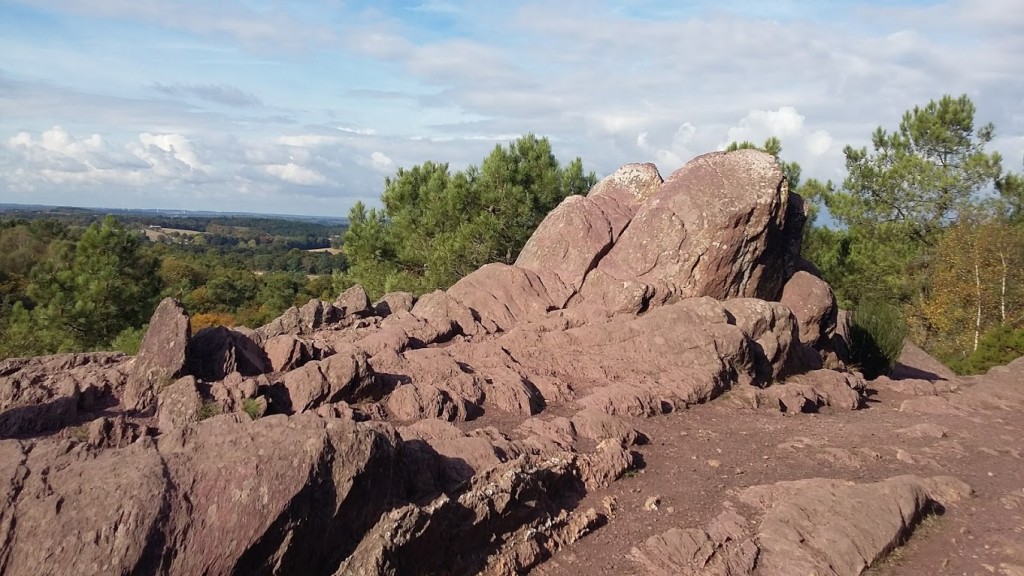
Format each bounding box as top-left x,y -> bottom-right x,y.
3,0 -> 1023,215
370,151 -> 394,171
805,130 -> 834,157
136,133 -> 206,172
265,163 -> 328,186
724,107 -> 808,146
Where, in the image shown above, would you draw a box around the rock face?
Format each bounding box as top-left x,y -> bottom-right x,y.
335,284 -> 372,317
123,298 -> 190,413
780,270 -> 838,347
593,150 -> 802,304
515,162 -> 663,297
156,375 -> 203,430
186,326 -> 268,381
632,475 -> 972,576
0,353 -> 126,437
374,291 -> 416,317
0,414 -> 401,576
448,264 -> 565,332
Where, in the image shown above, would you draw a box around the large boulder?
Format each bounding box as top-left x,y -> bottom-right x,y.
515,163 -> 663,298
335,284 -> 372,318
631,475 -> 972,576
447,264 -> 565,333
186,326 -> 269,381
890,341 -> 958,381
410,290 -> 483,340
494,298 -> 754,415
587,162 -> 664,233
0,436 -> 172,575
514,194 -> 617,295
374,291 -> 416,318
722,298 -> 800,382
280,347 -> 374,412
123,298 -> 190,413
263,334 -> 313,372
592,150 -> 802,304
780,270 -> 838,347
156,375 -> 204,430
0,414 -> 402,576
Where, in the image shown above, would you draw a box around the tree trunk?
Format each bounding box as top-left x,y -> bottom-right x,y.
1000,250 -> 1007,324
974,261 -> 982,352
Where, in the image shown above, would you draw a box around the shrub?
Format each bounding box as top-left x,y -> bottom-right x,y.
242,397 -> 264,420
191,312 -> 236,332
849,300 -> 908,379
197,401 -> 222,421
948,324 -> 1024,375
110,325 -> 146,355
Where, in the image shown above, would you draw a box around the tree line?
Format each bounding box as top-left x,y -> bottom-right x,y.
0,216 -> 346,358
338,96 -> 1023,374
803,95 -> 1022,373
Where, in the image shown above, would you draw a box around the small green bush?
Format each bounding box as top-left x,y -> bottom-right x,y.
849,300 -> 908,379
948,324 -> 1024,375
110,324 -> 147,355
197,401 -> 222,421
242,398 -> 264,420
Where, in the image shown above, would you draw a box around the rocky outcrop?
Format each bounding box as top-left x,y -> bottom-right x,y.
448,264 -> 566,332
722,298 -> 799,382
186,325 -> 268,381
280,347 -> 374,412
515,163 -> 662,299
335,284 -> 372,317
4,149 -> 1000,576
374,291 -> 416,317
0,414 -> 401,576
0,352 -> 126,437
592,150 -> 802,305
632,475 -> 972,576
123,298 -> 190,413
156,375 -> 204,430
263,334 -> 313,372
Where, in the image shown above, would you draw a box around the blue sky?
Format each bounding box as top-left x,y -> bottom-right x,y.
1,0 -> 1021,216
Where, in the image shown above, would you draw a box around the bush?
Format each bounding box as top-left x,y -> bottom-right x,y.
242,397 -> 264,420
948,324 -> 1024,375
197,401 -> 222,421
849,300 -> 908,379
110,325 -> 147,355
191,312 -> 236,332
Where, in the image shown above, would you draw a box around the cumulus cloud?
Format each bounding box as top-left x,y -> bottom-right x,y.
3,0 -> 1022,214
720,107 -> 837,176
370,151 -> 394,171
265,163 -> 328,186
136,133 -> 207,172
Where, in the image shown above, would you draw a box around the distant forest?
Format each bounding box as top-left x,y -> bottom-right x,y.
0,208 -> 349,358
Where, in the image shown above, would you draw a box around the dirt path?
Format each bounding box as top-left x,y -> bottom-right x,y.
531,379 -> 1024,576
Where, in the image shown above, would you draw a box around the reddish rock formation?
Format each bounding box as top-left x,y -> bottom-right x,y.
187,325 -> 269,381
593,149 -> 802,304
632,475 -> 972,576
780,269 -> 838,347
2,149 -> 1019,576
123,297 -> 190,412
0,352 -> 126,437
